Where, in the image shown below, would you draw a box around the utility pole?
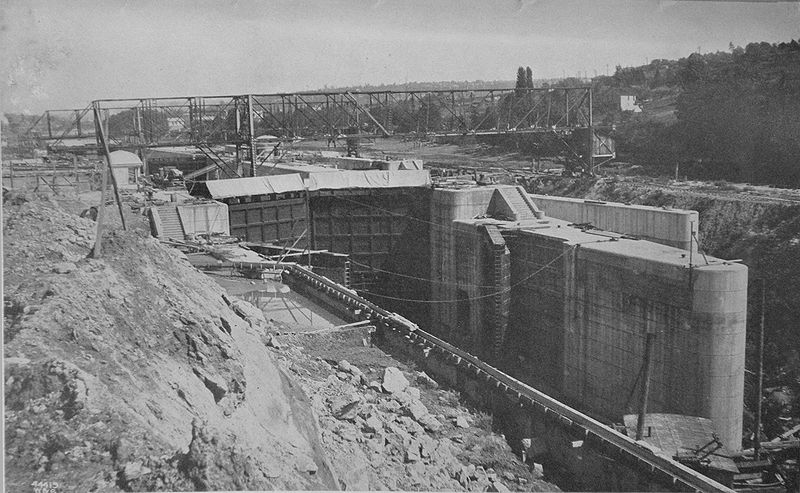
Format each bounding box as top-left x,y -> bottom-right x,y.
636,333 -> 657,440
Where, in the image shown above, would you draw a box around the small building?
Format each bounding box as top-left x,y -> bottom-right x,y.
109,150 -> 142,188
620,95 -> 643,113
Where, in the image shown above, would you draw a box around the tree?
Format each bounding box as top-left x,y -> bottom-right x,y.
525,66 -> 534,89
107,108 -> 169,141
515,67 -> 526,96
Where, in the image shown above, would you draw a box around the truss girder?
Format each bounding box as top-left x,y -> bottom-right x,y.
83,87 -> 590,147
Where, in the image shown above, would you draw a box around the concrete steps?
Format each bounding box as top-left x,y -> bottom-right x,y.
155,204 -> 185,240
490,187 -> 543,221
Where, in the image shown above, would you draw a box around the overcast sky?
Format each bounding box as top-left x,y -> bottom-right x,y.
2,0 -> 798,113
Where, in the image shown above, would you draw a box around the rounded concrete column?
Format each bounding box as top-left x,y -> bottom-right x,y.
691,263 -> 747,452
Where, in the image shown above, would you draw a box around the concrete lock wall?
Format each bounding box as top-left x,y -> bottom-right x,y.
443,221 -> 511,362
430,187 -> 500,341
505,234 -> 571,396
452,221 -> 487,348
431,187 -> 747,452
529,194 -> 699,251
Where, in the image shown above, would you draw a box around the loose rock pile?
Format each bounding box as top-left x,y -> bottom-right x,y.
272,330 -> 557,492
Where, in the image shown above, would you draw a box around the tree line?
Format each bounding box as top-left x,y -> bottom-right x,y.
609,40 -> 800,188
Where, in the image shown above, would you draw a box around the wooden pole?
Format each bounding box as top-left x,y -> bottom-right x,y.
636,333 -> 657,440
72,155 -> 79,196
754,279 -> 766,460
93,106 -> 127,231
92,152 -> 110,258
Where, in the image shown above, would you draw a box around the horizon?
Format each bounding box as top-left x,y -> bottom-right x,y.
2,0 -> 799,114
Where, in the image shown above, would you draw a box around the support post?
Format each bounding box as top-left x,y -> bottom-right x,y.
636,333 -> 657,440
587,88 -> 594,175
91,104 -> 128,252
46,111 -> 52,139
92,133 -> 110,258
248,94 -> 256,177
141,150 -> 148,178
235,97 -> 242,177
754,279 -> 766,460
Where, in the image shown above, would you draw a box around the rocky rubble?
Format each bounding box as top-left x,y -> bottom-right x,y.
271,330 -> 558,492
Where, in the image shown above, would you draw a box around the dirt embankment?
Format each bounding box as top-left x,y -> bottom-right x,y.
3,195 -> 338,491
4,193 -> 557,492
530,175 -> 800,435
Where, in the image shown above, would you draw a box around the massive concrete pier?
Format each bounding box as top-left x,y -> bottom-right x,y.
429,186 -> 746,452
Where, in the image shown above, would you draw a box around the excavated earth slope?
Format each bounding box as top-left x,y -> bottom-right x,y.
4,194 -> 559,492
3,195 -> 338,491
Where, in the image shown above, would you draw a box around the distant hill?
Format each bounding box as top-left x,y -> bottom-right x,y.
594,40 -> 800,187
313,79 -> 572,93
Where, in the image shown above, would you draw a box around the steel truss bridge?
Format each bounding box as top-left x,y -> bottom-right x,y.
22,87 -> 614,178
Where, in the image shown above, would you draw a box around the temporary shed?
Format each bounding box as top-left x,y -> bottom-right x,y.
108,150 -> 143,187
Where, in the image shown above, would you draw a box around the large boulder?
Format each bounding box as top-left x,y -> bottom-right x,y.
229,299 -> 267,333
381,367 -> 409,394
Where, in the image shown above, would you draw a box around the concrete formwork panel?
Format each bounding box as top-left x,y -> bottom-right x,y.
228,197 -> 308,247
310,189 -> 430,291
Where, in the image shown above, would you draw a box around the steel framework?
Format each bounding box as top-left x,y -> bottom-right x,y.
20,108 -> 96,148
24,87 -> 600,177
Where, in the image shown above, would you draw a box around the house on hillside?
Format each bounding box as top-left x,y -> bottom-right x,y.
620,95 -> 642,113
